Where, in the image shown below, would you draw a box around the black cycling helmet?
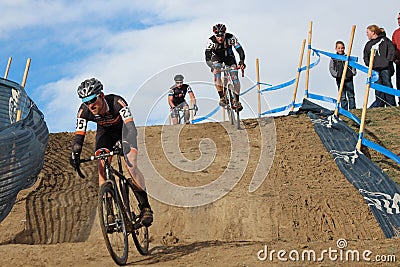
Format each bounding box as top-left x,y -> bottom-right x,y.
213,23 -> 226,34
77,78 -> 103,99
174,74 -> 184,81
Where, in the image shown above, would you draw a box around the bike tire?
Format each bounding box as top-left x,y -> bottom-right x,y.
226,85 -> 236,126
127,182 -> 149,255
98,182 -> 129,265
235,101 -> 240,130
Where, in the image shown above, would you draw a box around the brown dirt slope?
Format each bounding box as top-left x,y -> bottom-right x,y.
0,111 -> 399,267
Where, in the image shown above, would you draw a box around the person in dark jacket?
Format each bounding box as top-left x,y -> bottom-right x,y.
363,25 -> 396,107
329,40 -> 357,110
391,12 -> 400,105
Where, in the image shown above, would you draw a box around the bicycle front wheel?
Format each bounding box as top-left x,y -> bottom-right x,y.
127,182 -> 149,255
226,85 -> 236,126
98,182 -> 129,265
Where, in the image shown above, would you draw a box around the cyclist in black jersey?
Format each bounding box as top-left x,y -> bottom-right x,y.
168,74 -> 198,124
205,23 -> 246,111
69,78 -> 153,226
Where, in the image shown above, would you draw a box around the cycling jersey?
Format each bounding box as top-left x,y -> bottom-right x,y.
205,33 -> 245,68
168,84 -> 193,106
72,94 -> 137,154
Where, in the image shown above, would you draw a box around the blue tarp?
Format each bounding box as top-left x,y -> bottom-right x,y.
301,99 -> 400,238
0,77 -> 49,223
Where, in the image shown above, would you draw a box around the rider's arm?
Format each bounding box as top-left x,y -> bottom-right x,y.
72,106 -> 88,154
117,98 -> 138,151
236,46 -> 245,62
205,38 -> 215,69
230,34 -> 245,62
168,90 -> 175,108
187,86 -> 196,106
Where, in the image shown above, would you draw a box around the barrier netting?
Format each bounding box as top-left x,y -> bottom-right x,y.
0,77 -> 49,223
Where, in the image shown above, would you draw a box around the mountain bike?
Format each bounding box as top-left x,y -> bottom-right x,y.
172,105 -> 198,125
220,65 -> 243,130
75,141 -> 149,265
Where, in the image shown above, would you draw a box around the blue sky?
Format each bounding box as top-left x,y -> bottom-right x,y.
1,1 -> 399,132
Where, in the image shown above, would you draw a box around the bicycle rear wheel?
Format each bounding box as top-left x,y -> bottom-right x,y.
98,182 -> 129,265
127,182 -> 149,255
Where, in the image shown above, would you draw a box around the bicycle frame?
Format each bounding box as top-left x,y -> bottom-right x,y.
219,65 -> 241,129
174,106 -> 197,124
77,146 -> 141,231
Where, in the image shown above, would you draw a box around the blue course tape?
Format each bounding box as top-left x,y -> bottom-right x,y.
311,47 -> 379,84
338,107 -> 361,125
370,83 -> 400,97
361,138 -> 400,164
312,48 -> 358,62
260,79 -> 296,93
191,105 -> 221,124
240,83 -> 259,96
308,93 -> 337,104
260,102 -> 302,116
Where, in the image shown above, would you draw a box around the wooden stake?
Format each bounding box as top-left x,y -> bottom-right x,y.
21,58 -> 31,88
16,58 -> 31,122
356,49 -> 375,151
290,39 -> 306,111
256,58 -> 261,117
334,25 -> 356,116
304,21 -> 313,99
4,57 -> 12,79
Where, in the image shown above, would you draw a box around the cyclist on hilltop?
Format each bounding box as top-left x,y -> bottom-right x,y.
168,74 -> 198,125
205,23 -> 246,111
69,78 -> 153,226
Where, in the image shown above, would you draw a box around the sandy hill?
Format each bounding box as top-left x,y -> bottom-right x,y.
0,109 -> 399,266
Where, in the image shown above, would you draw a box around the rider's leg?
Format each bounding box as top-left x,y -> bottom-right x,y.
213,62 -> 226,104
96,132 -> 118,186
98,159 -> 107,186
170,108 -> 179,125
182,103 -> 190,124
230,68 -> 243,111
123,149 -> 153,226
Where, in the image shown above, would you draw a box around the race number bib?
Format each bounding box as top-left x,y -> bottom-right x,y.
76,118 -> 87,132
119,106 -> 133,121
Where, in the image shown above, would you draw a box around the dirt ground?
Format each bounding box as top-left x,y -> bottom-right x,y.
0,110 -> 399,267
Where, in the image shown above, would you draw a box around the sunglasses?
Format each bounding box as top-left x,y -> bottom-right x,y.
83,95 -> 98,105
215,32 -> 225,37
176,81 -> 183,85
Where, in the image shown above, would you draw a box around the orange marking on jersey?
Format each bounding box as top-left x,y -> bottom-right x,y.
97,116 -> 121,126
77,109 -> 83,118
117,100 -> 126,107
124,118 -> 133,123
76,131 -> 86,136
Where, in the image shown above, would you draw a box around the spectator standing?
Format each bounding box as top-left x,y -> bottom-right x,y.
363,25 -> 396,107
329,40 -> 357,110
392,12 -> 400,105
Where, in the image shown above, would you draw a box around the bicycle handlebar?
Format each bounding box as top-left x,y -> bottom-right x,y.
219,66 -> 245,77
75,148 -> 121,179
173,106 -> 198,117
